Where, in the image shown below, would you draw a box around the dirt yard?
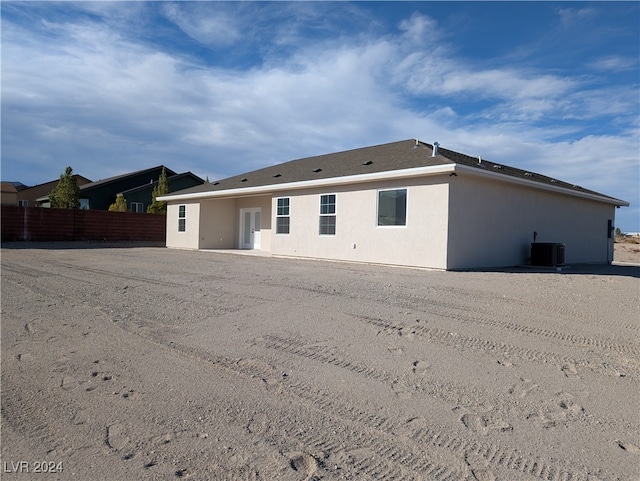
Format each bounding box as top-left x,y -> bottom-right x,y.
614,241 -> 640,265
1,244 -> 639,480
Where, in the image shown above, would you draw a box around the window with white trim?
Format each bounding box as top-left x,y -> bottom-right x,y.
276,197 -> 290,234
319,194 -> 336,235
130,202 -> 144,213
377,189 -> 407,226
178,205 -> 186,232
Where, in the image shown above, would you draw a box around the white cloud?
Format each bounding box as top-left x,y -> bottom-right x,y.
589,55 -> 638,72
398,12 -> 441,45
1,4 -> 637,229
557,7 -> 597,26
161,2 -> 241,46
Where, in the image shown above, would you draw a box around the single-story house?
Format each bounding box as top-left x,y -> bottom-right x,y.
158,139 -> 628,270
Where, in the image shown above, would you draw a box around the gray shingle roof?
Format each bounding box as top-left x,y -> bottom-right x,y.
80,166 -> 177,191
171,139 -> 625,204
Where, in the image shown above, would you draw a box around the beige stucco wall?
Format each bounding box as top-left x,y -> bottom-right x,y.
167,173 -> 617,269
198,198 -> 237,249
447,174 -> 616,269
166,202 -> 201,249
270,177 -> 449,269
167,196 -> 272,250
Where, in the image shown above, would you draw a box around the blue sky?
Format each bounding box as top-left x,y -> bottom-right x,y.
2,1 -> 639,231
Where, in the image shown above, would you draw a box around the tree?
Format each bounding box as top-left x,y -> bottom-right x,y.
49,166 -> 80,208
615,227 -> 623,237
147,166 -> 169,214
108,193 -> 128,212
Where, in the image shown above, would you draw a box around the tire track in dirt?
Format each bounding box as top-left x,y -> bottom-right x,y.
282,379 -> 597,481
4,267 -> 633,429
100,329 -> 468,479
117,335 -> 467,480
393,283 -> 640,333
2,273 -> 295,480
9,258 -> 637,348
353,315 -> 632,378
2,261 -> 267,325
254,332 -> 632,435
7,254 -> 638,333
388,293 -> 640,353
243,331 -> 600,481
0,382 -> 66,457
4,256 -> 634,480
295,279 -> 639,333
2,272 -> 462,481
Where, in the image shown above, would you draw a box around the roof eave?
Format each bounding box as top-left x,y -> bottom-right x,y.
158,161 -> 628,208
454,164 -> 629,206
158,164 -> 456,202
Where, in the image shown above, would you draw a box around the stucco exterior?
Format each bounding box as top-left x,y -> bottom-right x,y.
270,178 -> 449,268
447,173 -> 616,269
166,201 -> 201,249
167,195 -> 273,250
161,140 -> 627,270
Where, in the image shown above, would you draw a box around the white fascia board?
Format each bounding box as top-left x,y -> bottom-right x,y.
454,164 -> 629,206
157,164 -> 456,202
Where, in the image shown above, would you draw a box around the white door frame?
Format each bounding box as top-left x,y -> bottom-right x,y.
239,208 -> 261,249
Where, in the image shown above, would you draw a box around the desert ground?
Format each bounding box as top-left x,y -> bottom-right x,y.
1,243 -> 638,481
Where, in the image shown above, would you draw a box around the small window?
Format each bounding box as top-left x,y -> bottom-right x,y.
276,197 -> 290,234
18,200 -> 28,206
178,205 -> 186,232
319,194 -> 336,235
378,189 -> 407,226
130,202 -> 144,213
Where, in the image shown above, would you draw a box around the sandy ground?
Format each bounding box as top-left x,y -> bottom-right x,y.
614,242 -> 640,265
1,243 -> 639,481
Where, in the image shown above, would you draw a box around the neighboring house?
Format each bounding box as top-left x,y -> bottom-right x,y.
14,175 -> 92,207
120,172 -> 206,213
36,166 -> 204,211
1,182 -> 28,205
158,139 -> 628,270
